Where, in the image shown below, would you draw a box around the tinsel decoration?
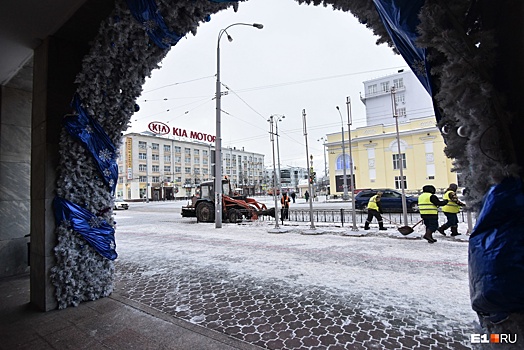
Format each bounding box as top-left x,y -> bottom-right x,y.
126,0 -> 183,49
63,94 -> 118,195
54,197 -> 117,260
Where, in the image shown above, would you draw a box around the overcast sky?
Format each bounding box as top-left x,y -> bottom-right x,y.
128,0 -> 408,175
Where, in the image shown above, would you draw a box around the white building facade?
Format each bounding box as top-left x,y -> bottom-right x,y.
360,69 -> 434,126
116,133 -> 265,200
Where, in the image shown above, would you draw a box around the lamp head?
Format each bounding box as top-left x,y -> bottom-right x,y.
253,23 -> 264,29
336,106 -> 340,110
227,34 -> 233,42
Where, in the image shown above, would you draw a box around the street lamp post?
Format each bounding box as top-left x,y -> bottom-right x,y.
215,22 -> 263,229
336,106 -> 349,200
345,97 -> 358,231
272,114 -> 285,195
391,87 -> 408,225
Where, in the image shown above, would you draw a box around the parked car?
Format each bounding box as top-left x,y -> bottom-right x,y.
354,189 -> 419,212
114,198 -> 129,210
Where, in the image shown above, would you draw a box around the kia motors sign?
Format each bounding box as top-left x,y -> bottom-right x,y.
148,122 -> 216,143
148,121 -> 170,135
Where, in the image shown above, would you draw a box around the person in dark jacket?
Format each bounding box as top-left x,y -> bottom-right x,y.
364,192 -> 387,230
290,191 -> 296,203
418,185 -> 448,243
280,192 -> 291,222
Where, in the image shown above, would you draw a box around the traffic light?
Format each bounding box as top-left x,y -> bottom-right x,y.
309,171 -> 316,184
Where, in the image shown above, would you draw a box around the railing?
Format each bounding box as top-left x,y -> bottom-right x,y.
266,209 -> 476,228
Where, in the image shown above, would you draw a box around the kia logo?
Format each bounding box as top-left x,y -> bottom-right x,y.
148,122 -> 170,135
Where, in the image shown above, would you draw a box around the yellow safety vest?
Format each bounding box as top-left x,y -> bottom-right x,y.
442,190 -> 460,213
418,192 -> 437,215
367,195 -> 380,211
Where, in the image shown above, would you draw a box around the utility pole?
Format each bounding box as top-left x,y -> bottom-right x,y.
391,87 -> 408,225
346,97 -> 358,231
269,116 -> 280,228
303,109 -> 315,230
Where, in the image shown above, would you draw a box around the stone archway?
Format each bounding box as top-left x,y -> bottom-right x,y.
45,0 -> 523,339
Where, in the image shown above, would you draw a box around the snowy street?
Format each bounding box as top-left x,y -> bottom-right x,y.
114,199 -> 478,349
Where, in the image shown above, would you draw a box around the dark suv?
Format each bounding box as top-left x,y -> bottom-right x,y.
354,189 -> 419,212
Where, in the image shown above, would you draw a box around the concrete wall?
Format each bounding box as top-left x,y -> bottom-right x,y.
0,64 -> 33,277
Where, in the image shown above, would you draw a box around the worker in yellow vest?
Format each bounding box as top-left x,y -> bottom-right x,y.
438,183 -> 466,236
364,191 -> 387,230
418,185 -> 448,243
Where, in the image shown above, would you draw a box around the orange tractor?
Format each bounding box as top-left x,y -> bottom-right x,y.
181,178 -> 275,223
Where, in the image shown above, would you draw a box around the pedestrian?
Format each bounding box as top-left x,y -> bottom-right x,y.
418,185 -> 448,243
290,191 -> 296,203
304,190 -> 310,203
364,191 -> 387,230
438,183 -> 466,236
281,192 -> 291,222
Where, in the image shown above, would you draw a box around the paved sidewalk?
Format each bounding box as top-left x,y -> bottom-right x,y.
0,273 -> 260,350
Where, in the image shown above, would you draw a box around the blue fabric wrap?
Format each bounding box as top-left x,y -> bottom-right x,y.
54,197 -> 117,260
469,177 -> 524,316
372,0 -> 441,122
125,0 -> 182,49
63,95 -> 118,195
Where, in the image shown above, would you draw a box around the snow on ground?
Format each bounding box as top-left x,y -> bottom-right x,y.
114,198 -> 478,330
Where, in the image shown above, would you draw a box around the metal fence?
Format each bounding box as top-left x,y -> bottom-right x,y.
281,209 -> 476,228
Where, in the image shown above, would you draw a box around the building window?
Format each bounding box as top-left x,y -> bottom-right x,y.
152,154 -> 159,161
203,159 -> 208,165
194,168 -> 200,175
139,152 -> 147,160
185,148 -> 191,154
139,176 -> 147,183
395,94 -> 405,104
164,145 -> 171,152
367,84 -> 377,95
175,166 -> 181,173
175,156 -> 181,163
175,146 -> 181,153
164,166 -> 171,172
380,81 -> 389,92
152,165 -> 159,172
185,167 -> 191,173
152,143 -> 159,150
164,155 -> 171,162
194,157 -> 200,164
194,149 -> 199,155
203,169 -> 208,175
393,78 -> 404,89
203,150 -> 208,156
394,176 -> 407,190
393,153 -> 406,170
397,107 -> 406,117
139,141 -> 147,149
176,176 -> 182,183
139,164 -> 147,172
185,157 -> 191,163
152,176 -> 160,183
336,154 -> 351,170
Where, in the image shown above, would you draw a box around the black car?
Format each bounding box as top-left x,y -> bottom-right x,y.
354,189 -> 419,212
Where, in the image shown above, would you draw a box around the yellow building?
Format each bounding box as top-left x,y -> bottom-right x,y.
326,116 -> 458,195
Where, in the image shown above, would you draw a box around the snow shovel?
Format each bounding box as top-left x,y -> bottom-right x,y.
398,219 -> 423,235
